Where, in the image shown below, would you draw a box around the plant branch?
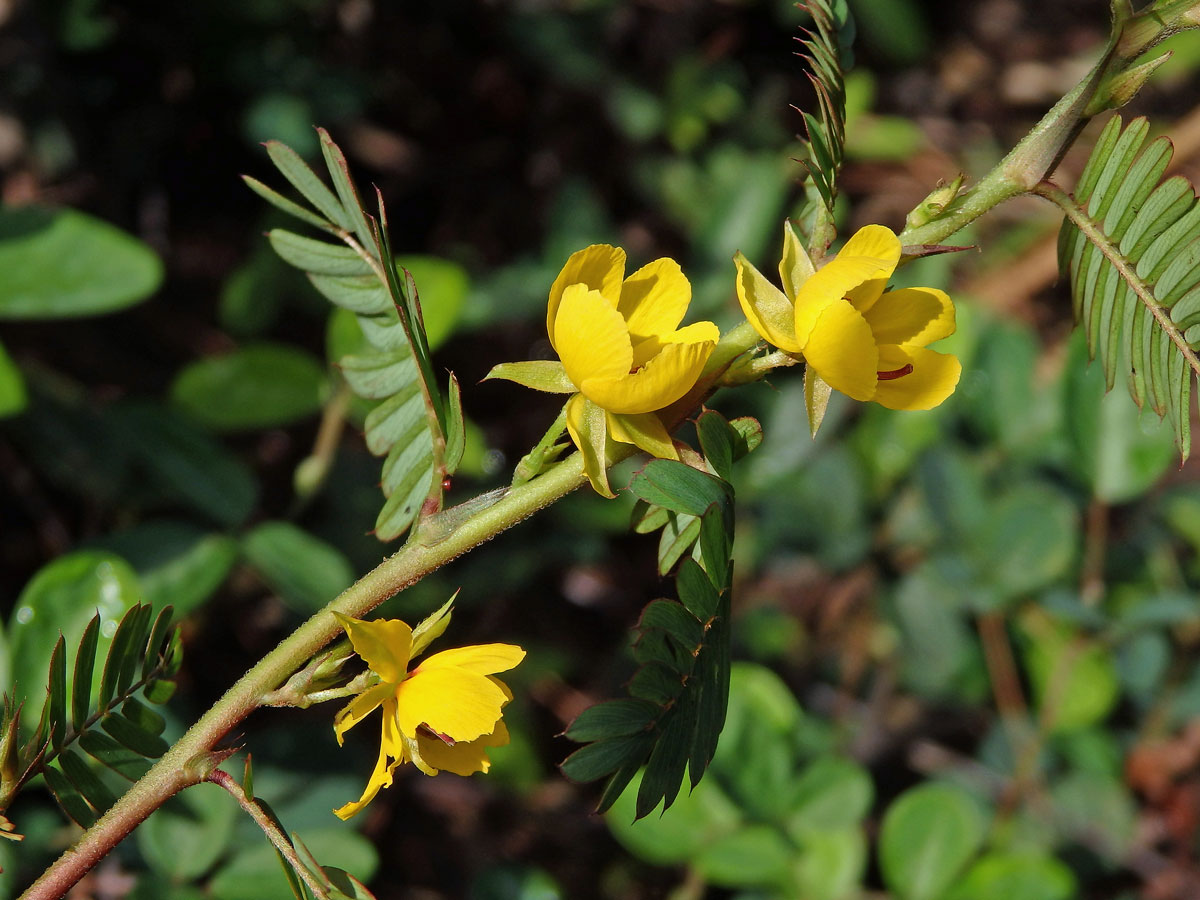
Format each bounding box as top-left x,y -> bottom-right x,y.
208,769 -> 330,900
19,450 -> 599,900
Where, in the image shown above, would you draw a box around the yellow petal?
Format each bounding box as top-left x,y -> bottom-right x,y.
555,284 -> 633,389
417,643 -> 525,676
334,702 -> 403,820
410,595 -> 455,659
413,722 -> 511,776
631,321 -> 720,369
872,346 -> 962,410
395,667 -> 510,743
547,245 -> 625,348
334,613 -> 412,684
779,220 -> 815,303
863,288 -> 955,347
735,252 -> 802,353
489,675 -> 514,702
803,301 -> 879,402
617,258 -> 691,342
485,360 -> 577,393
794,226 -> 900,342
581,339 -> 713,415
608,411 -> 678,459
839,225 -> 903,312
565,393 -> 614,498
333,682 -> 393,745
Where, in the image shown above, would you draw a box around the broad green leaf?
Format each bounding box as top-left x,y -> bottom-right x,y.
795,827 -> 868,900
1020,612 -> 1119,733
786,756 -> 874,836
0,207 -> 162,318
116,402 -> 258,527
138,783 -> 239,881
242,521 -> 355,614
8,552 -> 139,720
973,484 -> 1078,605
0,340 -> 27,417
607,769 -> 742,864
1049,771 -> 1135,861
468,865 -> 561,900
696,410 -> 736,481
946,853 -> 1076,900
692,823 -> 795,890
94,521 -> 238,617
879,783 -> 988,900
170,343 -> 327,432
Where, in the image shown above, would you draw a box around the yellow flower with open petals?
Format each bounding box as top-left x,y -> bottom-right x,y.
735,222 -> 961,410
331,601 -> 524,820
488,245 -> 720,495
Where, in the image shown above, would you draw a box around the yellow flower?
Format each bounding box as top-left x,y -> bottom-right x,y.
488,245 -> 720,496
331,601 -> 524,820
735,223 -> 961,410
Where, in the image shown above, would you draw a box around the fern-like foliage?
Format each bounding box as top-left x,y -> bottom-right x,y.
796,0 -> 853,214
1053,114 -> 1200,457
245,132 -> 465,541
561,411 -> 760,817
0,604 -> 182,828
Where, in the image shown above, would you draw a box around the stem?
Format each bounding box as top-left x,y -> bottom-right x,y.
208,769 -> 330,900
21,452 -> 593,900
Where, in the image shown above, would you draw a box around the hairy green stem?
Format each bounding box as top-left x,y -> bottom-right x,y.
208,769 -> 331,900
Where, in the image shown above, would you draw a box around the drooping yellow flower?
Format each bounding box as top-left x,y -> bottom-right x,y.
331,600 -> 524,820
487,245 -> 720,496
735,222 -> 961,410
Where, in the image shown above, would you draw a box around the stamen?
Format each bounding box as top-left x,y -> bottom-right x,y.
877,363 -> 914,381
417,724 -> 457,746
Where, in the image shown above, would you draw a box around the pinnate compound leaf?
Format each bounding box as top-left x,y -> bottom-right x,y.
1055,114 -> 1200,457
265,140 -> 353,230
252,136 -> 452,542
796,0 -> 854,214
565,463 -> 735,815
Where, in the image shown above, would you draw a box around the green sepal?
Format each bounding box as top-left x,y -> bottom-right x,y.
485,360 -> 576,393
